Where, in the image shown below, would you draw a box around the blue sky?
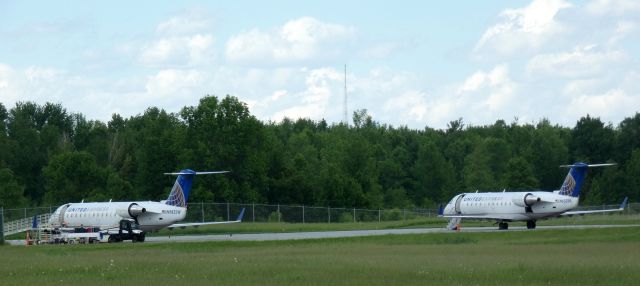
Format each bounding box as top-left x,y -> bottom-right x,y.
1,0 -> 638,128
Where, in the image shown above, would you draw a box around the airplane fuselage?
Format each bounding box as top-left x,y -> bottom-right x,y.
49,201 -> 187,232
442,191 -> 579,221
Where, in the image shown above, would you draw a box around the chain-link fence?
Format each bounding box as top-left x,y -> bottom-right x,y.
180,203 -> 440,224
1,206 -> 55,223
1,207 -> 4,244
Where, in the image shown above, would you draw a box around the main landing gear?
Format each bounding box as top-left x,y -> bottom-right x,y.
498,222 -> 509,230
526,220 -> 537,229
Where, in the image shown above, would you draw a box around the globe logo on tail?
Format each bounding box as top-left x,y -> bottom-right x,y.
559,173 -> 576,196
166,181 -> 186,207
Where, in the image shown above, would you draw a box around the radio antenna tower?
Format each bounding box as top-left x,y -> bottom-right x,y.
343,64 -> 348,126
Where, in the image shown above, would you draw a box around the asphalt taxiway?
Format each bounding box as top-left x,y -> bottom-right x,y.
145,224 -> 640,243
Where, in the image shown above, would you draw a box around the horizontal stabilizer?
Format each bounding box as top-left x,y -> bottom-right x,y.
164,171 -> 229,175
559,163 -> 616,168
561,197 -> 628,216
166,208 -> 245,230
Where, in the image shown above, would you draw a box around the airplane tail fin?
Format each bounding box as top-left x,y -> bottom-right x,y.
164,170 -> 229,207
558,163 -> 615,197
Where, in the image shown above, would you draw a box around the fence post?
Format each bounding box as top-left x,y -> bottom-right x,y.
403,209 -> 406,221
353,208 -> 356,222
252,203 -> 255,223
378,209 -> 381,222
277,204 -> 281,223
328,206 -> 331,223
201,202 -> 204,222
302,205 -> 305,224
227,202 -> 230,221
1,207 -> 4,244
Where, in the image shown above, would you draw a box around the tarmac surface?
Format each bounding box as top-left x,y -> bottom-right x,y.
7,224 -> 639,245
145,224 -> 640,243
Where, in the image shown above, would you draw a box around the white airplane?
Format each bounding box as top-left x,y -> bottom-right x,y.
440,162 -> 628,230
47,170 -> 245,242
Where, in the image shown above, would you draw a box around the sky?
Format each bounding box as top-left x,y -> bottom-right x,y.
1,0 -> 639,129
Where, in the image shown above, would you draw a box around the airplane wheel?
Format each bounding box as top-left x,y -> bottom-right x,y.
498,222 -> 509,230
526,220 -> 536,229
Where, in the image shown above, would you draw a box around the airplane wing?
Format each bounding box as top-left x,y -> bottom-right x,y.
167,208 -> 245,230
560,197 -> 628,216
440,214 -> 513,220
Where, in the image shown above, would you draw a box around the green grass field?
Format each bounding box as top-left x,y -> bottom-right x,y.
1,226 -> 639,285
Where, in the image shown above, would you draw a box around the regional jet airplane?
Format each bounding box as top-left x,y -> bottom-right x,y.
440,163 -> 628,230
47,170 -> 245,241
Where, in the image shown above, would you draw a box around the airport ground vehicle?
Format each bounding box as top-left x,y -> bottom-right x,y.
27,218 -> 144,244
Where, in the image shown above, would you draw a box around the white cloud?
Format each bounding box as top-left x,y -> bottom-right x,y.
140,34 -> 215,67
225,17 -> 355,65
607,21 -> 637,46
586,0 -> 640,16
527,45 -> 627,78
145,69 -> 202,97
459,64 -> 510,93
270,67 -> 342,121
568,89 -> 640,119
0,64 -> 19,103
139,11 -> 216,67
156,11 -> 212,35
383,90 -> 428,121
475,0 -> 573,56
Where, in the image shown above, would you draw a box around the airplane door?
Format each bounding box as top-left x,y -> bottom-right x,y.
454,194 -> 465,214
57,204 -> 70,227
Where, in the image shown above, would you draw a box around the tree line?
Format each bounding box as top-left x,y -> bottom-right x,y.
0,95 -> 638,209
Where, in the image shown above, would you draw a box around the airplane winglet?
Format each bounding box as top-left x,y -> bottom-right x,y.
236,208 -> 246,222
620,197 -> 629,210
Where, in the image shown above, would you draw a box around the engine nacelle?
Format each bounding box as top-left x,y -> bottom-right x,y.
116,203 -> 146,218
512,193 -> 541,207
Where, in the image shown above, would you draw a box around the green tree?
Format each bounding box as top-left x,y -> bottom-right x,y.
614,113 -> 640,165
621,149 -> 640,202
43,151 -> 104,204
530,120 -> 569,190
411,141 -> 455,205
463,138 -> 509,191
0,168 -> 27,207
503,156 -> 539,190
571,115 -> 614,163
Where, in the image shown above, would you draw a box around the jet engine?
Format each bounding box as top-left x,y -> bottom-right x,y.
116,203 -> 147,218
512,193 -> 541,207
